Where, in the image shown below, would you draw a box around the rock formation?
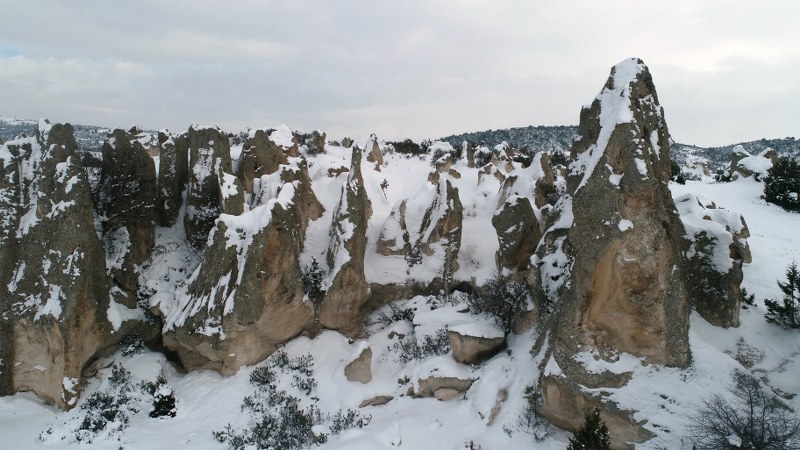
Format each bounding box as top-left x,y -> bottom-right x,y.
319,146 -> 372,332
163,158 -> 322,374
492,195 -> 540,273
156,131 -> 188,227
183,125 -> 236,248
377,170 -> 462,290
0,121 -> 112,408
236,129 -> 288,194
676,194 -> 750,327
100,129 -> 158,298
533,58 -> 692,447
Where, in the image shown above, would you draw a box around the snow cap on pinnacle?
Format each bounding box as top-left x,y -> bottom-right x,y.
569,57 -> 668,192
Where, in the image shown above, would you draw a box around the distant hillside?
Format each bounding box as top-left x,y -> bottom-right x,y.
0,117 -> 109,152
440,125 -> 578,153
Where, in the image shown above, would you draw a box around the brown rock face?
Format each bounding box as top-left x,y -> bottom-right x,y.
156,131 -> 189,227
237,129 -> 289,193
183,125 -> 235,248
100,129 -> 157,297
163,159 -> 322,374
319,147 -> 372,332
676,194 -> 750,327
447,330 -> 505,365
344,346 -> 372,384
365,134 -> 384,168
492,195 -> 541,273
534,59 -> 691,447
0,121 -> 112,408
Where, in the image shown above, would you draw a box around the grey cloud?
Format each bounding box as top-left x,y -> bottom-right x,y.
1,0 -> 798,145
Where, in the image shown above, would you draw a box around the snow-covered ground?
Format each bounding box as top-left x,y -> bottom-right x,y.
2,161 -> 799,449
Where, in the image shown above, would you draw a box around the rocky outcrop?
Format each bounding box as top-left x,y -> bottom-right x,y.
377,171 -> 462,290
365,134 -> 384,168
344,345 -> 372,383
100,129 -> 157,298
414,376 -> 474,399
156,131 -> 188,227
533,59 -> 692,448
183,125 -> 236,248
0,121 -> 112,408
319,147 -> 372,332
163,158 -> 322,374
237,129 -> 288,194
492,195 -> 540,273
447,328 -> 505,365
294,130 -> 326,156
676,194 -> 750,327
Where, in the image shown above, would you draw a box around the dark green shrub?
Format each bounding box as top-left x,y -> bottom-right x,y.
764,157 -> 800,211
567,408 -> 611,450
765,262 -> 800,329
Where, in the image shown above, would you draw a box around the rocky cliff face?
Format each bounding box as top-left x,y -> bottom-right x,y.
184,125 -> 237,248
0,121 -> 112,408
100,129 -> 157,299
376,169 -> 463,292
319,146 -> 372,332
534,59 -> 692,447
156,131 -> 188,227
162,157 -> 322,374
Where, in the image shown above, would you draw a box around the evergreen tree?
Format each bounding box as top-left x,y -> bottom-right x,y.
567,408 -> 611,450
763,157 -> 800,211
765,262 -> 800,329
301,258 -> 325,305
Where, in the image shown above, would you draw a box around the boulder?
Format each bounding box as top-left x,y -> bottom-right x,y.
676,194 -> 750,327
365,134 -> 384,168
447,328 -> 505,365
344,346 -> 372,384
534,58 -> 692,447
414,376 -> 474,398
359,395 -> 394,408
319,147 -> 372,332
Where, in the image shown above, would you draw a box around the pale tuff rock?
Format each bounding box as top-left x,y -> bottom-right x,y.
535,58 -> 691,448
676,193 -> 751,327
0,121 -> 112,408
344,345 -> 372,384
237,129 -> 288,194
319,146 -> 372,332
447,329 -> 505,365
100,129 -> 157,298
414,376 -> 474,399
365,133 -> 384,168
162,158 -> 322,374
461,141 -> 475,168
358,395 -> 393,408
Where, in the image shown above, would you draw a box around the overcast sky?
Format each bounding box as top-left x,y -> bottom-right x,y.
1,1 -> 798,146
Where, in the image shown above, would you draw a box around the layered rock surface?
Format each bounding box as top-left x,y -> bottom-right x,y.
0,121 -> 112,408
533,58 -> 694,447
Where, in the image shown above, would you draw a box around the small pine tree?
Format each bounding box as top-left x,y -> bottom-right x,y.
765,262 -> 800,329
301,258 -> 325,305
763,157 -> 800,211
567,408 -> 611,450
